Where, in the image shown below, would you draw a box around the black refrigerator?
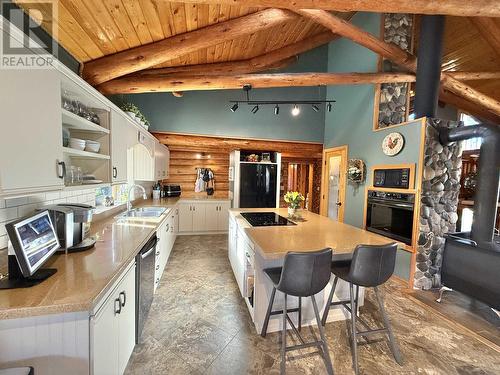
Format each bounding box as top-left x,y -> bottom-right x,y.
239,163 -> 277,208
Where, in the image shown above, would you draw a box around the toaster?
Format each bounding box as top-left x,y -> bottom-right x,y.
163,184 -> 181,197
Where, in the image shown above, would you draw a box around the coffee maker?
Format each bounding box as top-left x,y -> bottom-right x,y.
44,204 -> 96,253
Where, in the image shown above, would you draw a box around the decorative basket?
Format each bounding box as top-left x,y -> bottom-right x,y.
347,159 -> 365,183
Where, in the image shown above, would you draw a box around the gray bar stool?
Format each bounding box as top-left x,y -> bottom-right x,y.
261,248 -> 334,375
321,243 -> 403,375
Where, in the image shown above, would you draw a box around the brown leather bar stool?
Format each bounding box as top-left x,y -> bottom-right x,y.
261,248 -> 335,375
321,243 -> 403,375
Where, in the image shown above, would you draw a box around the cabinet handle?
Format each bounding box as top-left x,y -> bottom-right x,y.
166,224 -> 169,232
156,264 -> 160,270
113,167 -> 118,178
57,161 -> 66,179
170,226 -> 174,233
176,209 -> 179,215
119,291 -> 126,307
114,298 -> 122,315
156,250 -> 160,256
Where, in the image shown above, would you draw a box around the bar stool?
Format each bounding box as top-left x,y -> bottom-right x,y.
321,243 -> 403,375
261,248 -> 334,375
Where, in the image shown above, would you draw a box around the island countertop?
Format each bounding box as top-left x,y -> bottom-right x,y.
230,208 -> 397,260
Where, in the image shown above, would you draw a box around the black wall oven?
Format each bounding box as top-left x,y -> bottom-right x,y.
366,190 -> 415,245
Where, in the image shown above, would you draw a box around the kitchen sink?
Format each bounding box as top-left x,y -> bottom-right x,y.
116,207 -> 167,218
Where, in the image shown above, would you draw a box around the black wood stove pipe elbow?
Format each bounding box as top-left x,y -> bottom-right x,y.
439,123 -> 500,246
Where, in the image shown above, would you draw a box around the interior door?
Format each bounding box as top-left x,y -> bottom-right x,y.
321,146 -> 347,221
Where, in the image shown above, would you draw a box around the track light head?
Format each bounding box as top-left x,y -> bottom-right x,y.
251,105 -> 259,114
312,104 -> 320,112
327,102 -> 332,112
274,105 -> 279,115
291,104 -> 300,116
230,103 -> 239,112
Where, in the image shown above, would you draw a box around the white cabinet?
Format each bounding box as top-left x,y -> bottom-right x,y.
178,201 -> 230,233
91,262 -> 136,375
0,69 -> 64,196
154,142 -> 170,180
154,209 -> 178,291
132,143 -> 154,181
205,202 -> 231,232
111,111 -> 136,184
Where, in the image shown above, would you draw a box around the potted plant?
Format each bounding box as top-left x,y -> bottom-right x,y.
120,103 -> 139,119
284,191 -> 305,218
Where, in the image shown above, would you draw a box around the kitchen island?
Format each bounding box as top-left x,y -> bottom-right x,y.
228,208 -> 396,334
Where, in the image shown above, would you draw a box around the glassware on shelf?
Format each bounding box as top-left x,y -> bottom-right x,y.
64,166 -> 83,186
62,90 -> 75,113
75,167 -> 83,185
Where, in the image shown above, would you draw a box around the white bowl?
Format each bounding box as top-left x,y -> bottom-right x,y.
85,140 -> 100,153
69,139 -> 86,151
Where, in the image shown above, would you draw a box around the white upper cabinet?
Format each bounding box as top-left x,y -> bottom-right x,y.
111,111 -> 136,184
154,142 -> 170,181
0,69 -> 64,196
133,142 -> 155,181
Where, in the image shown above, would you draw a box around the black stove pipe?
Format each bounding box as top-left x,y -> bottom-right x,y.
414,15 -> 446,118
439,123 -> 500,247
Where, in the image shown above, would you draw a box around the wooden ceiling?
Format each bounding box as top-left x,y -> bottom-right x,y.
19,1 -> 339,67
13,1 -> 500,120
440,17 -> 500,102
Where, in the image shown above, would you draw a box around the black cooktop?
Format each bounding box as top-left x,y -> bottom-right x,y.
241,212 -> 296,227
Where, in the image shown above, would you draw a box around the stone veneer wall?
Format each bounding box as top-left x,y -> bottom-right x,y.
414,118 -> 463,290
377,13 -> 414,128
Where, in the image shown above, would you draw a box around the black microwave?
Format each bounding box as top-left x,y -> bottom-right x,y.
373,168 -> 410,189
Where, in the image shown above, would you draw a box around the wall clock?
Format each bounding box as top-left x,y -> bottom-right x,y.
382,132 -> 404,156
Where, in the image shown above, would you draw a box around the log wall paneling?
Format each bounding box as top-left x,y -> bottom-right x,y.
154,132 -> 323,200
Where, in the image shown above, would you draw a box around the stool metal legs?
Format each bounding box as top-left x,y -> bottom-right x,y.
311,295 -> 335,375
321,281 -> 403,374
262,290 -> 335,375
374,287 -> 403,365
349,282 -> 359,375
281,294 -> 287,375
261,287 -> 277,337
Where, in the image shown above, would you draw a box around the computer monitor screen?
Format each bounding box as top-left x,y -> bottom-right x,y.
6,210 -> 60,277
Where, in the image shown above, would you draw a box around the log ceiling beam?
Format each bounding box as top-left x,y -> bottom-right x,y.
439,90 -> 500,124
158,0 -> 500,17
81,8 -> 298,85
132,31 -> 339,77
297,9 -> 500,118
97,72 -> 416,95
469,17 -> 500,59
446,71 -> 500,81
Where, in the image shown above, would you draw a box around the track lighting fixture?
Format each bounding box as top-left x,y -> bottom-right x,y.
229,85 -> 335,115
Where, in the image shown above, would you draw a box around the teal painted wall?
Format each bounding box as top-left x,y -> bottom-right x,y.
110,46 -> 329,143
324,13 -> 421,281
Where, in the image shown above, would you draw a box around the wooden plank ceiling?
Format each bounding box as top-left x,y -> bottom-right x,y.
17,1 -> 338,67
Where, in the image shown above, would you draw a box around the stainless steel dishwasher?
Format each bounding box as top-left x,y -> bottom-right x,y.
135,234 -> 157,343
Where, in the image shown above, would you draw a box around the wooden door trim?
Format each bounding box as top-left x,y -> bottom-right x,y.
320,145 -> 348,221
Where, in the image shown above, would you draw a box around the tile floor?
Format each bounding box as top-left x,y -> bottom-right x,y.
125,235 -> 500,374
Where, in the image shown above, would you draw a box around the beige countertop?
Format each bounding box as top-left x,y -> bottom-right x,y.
0,197 -> 182,320
230,208 -> 397,260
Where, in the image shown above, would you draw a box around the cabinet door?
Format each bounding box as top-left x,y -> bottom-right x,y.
217,202 -> 231,231
111,111 -> 131,183
204,203 -> 219,232
164,147 -> 170,179
0,69 -> 63,195
92,293 -> 119,375
178,203 -> 193,232
133,143 -> 154,181
118,265 -> 136,375
192,203 -> 206,232
154,143 -> 169,180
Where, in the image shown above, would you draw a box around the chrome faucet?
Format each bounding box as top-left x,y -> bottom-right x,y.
127,184 -> 147,212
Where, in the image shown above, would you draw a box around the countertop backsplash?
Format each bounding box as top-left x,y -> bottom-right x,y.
0,188 -> 97,250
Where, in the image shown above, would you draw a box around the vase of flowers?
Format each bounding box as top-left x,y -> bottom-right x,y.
284,191 -> 305,218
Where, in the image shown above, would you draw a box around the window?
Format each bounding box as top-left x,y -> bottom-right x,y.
460,113 -> 482,151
